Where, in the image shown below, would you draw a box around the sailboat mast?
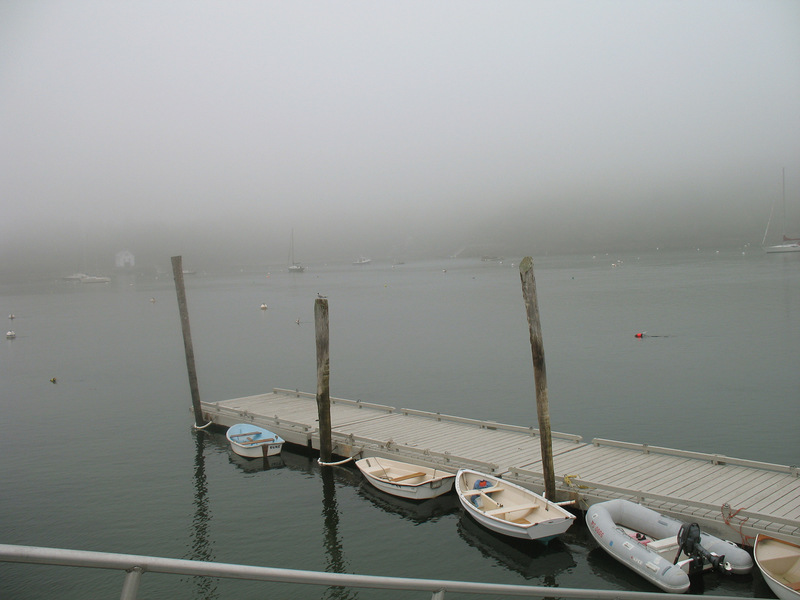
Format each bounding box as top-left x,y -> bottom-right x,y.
781,167 -> 786,239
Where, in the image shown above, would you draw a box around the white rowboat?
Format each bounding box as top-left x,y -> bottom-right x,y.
754,534 -> 800,600
455,469 -> 574,543
226,424 -> 284,458
355,457 -> 455,500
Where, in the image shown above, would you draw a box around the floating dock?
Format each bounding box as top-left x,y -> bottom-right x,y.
200,388 -> 800,547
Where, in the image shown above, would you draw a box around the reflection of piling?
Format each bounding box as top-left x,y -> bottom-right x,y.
189,432 -> 217,597
519,257 -> 556,501
315,298 -> 332,463
171,256 -> 204,427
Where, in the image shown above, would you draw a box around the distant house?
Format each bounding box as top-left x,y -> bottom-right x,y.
115,250 -> 135,268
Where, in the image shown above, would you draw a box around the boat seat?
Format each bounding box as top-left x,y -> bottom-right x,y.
230,431 -> 261,437
389,472 -> 425,482
760,555 -> 800,589
784,558 -> 800,589
648,537 -> 679,552
462,487 -> 504,496
239,438 -> 275,445
484,503 -> 539,517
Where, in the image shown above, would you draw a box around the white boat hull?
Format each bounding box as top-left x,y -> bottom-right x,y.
765,244 -> 800,253
586,499 -> 752,593
754,535 -> 800,600
455,469 -> 574,543
226,424 -> 284,458
356,457 -> 455,500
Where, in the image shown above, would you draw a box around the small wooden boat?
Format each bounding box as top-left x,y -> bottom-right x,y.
455,469 -> 575,543
586,499 -> 752,593
226,424 -> 284,458
355,457 -> 455,500
754,534 -> 800,600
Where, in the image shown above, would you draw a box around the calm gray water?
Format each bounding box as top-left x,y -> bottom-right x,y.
1,250 -> 798,599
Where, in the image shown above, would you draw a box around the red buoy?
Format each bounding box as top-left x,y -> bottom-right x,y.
635,332 -> 644,338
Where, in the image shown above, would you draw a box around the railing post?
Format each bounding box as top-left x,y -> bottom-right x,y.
120,566 -> 143,600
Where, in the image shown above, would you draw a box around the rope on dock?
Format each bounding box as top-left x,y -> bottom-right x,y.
192,421 -> 214,430
318,456 -> 354,466
563,474 -> 591,489
721,502 -> 752,546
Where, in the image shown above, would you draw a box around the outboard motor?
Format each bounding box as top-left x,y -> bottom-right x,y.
674,523 -> 732,575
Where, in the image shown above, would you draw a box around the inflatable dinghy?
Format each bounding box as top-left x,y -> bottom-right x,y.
586,499 -> 752,593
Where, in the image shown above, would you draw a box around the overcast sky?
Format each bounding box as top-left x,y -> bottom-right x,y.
1,1 -> 799,272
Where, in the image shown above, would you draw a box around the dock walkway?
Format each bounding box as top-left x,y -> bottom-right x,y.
200,388 -> 800,547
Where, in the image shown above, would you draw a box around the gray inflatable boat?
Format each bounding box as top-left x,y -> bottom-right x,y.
586,499 -> 752,593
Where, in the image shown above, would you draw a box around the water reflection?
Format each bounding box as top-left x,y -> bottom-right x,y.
227,447 -> 285,472
186,430 -> 219,599
321,465 -> 358,600
356,480 -> 459,523
457,513 -> 576,586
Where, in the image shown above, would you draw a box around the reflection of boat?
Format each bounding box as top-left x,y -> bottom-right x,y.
352,256 -> 371,265
754,534 -> 800,600
357,478 -> 459,523
455,469 -> 575,543
228,446 -> 285,472
457,513 -> 576,581
586,499 -> 752,593
226,424 -> 284,458
355,457 -> 455,500
764,168 -> 800,253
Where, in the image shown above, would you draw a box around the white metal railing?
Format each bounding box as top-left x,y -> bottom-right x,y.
0,543 -> 749,600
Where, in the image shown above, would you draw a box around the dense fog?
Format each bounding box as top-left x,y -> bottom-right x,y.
2,1 -> 798,278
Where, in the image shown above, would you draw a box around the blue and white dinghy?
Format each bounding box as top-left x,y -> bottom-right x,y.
586,499 -> 752,593
226,424 -> 284,458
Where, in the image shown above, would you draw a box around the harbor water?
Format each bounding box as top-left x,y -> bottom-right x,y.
1,250 -> 798,599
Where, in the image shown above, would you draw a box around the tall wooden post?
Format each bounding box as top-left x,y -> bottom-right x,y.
172,256 -> 205,427
519,257 -> 556,501
315,297 -> 332,463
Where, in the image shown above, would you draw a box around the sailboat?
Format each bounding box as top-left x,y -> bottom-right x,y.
764,168 -> 800,253
288,229 -> 305,272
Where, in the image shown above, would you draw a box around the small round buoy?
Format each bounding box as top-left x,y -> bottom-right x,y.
635,332 -> 644,338
50,377 -> 57,384
260,304 -> 268,310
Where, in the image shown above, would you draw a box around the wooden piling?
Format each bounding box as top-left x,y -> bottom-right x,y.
171,256 -> 205,427
519,256 -> 556,501
315,298 -> 333,463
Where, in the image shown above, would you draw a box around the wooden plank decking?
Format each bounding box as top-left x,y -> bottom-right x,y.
200,388 -> 800,547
